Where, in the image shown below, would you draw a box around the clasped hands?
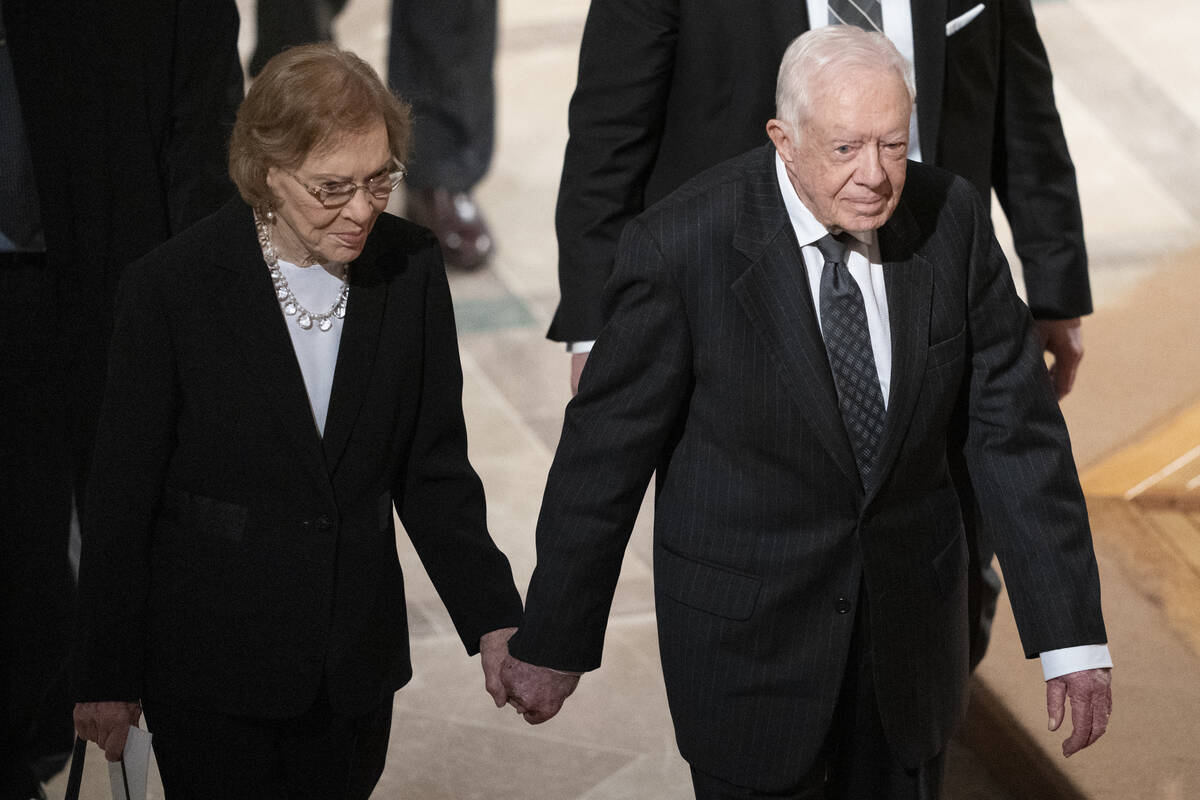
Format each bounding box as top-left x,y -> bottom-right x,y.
480,628 -> 580,724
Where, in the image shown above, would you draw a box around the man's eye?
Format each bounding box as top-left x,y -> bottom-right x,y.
834,145 -> 853,155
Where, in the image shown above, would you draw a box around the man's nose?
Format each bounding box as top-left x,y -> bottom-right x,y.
856,146 -> 888,188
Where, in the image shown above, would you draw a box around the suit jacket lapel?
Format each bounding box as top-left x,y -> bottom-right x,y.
214,201 -> 331,490
865,198 -> 932,501
320,237 -> 388,473
912,0 -> 948,164
730,148 -> 861,489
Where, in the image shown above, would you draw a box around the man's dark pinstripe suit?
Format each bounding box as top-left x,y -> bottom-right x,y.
507,145 -> 1106,791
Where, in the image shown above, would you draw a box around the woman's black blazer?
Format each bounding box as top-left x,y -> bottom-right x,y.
73,198 -> 523,718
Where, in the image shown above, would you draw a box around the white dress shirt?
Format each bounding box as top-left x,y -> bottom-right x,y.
773,152 -> 1110,680
276,259 -> 346,436
805,0 -> 923,162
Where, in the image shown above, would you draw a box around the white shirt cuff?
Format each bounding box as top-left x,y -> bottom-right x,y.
1039,644 -> 1113,681
567,340 -> 596,354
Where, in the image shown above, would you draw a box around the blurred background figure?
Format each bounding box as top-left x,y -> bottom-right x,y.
389,0 -> 498,271
0,1 -> 241,797
249,0 -> 349,77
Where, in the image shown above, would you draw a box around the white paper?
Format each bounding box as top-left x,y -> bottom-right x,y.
108,725 -> 152,800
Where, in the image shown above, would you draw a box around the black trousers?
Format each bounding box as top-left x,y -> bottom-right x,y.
144,688 -> 392,800
0,254 -> 77,797
249,0 -> 349,76
690,594 -> 946,800
387,0 -> 496,191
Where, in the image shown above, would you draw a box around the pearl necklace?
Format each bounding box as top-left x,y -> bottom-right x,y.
254,211 -> 349,332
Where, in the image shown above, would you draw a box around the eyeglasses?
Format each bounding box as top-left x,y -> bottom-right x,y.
286,163 -> 407,208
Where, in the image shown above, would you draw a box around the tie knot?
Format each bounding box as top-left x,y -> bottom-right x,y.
814,234 -> 847,266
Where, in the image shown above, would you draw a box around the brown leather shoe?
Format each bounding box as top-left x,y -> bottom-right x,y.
405,188 -> 494,271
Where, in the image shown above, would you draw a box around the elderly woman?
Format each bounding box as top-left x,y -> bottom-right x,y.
70,45 -> 522,798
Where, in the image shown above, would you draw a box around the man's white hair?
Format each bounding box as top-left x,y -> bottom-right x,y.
775,26 -> 916,126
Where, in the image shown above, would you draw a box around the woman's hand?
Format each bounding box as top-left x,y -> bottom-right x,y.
73,701 -> 142,761
480,627 -> 518,707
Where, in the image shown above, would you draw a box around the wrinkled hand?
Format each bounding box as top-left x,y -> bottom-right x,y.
500,654 -> 580,724
570,352 -> 589,396
1034,317 -> 1083,399
480,627 -> 518,707
74,701 -> 142,762
1046,667 -> 1111,757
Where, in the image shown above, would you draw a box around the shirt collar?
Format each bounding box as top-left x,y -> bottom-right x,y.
773,151 -> 876,251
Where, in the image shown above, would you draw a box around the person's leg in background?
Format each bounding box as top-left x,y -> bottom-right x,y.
388,0 -> 497,271
250,0 -> 349,77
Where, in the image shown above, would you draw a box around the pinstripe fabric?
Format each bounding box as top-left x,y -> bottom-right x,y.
509,145 -> 1105,792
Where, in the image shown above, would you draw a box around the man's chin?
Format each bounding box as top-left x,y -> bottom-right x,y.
836,205 -> 895,233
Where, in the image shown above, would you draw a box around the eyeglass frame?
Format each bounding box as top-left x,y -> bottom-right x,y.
284,162 -> 408,209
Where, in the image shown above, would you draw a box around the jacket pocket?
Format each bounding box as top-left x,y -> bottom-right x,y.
932,531 -> 968,598
927,325 -> 965,370
656,545 -> 761,621
160,489 -> 248,543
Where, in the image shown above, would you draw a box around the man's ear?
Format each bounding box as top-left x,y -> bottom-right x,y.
766,119 -> 796,163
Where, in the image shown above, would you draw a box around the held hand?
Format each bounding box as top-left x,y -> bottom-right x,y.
570,352 -> 590,396
73,701 -> 142,762
1034,317 -> 1083,399
500,654 -> 581,724
1046,667 -> 1112,757
480,627 -> 519,708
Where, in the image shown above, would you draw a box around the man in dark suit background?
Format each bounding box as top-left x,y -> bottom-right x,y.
553,0 -> 1088,398
504,27 -> 1111,799
0,2 -> 241,795
550,0 -> 1090,672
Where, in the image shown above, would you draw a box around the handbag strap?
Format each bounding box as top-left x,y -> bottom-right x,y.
64,736 -> 87,800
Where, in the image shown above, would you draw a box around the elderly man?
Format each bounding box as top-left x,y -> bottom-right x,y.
503,27 -> 1111,799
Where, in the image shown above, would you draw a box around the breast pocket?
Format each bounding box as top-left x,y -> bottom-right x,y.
946,3 -> 990,45
927,326 -> 966,370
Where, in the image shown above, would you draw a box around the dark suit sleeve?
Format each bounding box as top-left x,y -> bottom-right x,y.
957,185 -> 1105,657
549,0 -> 680,343
74,266 -> 179,702
992,0 -> 1090,320
395,252 -> 523,655
510,217 -> 692,671
164,0 -> 243,233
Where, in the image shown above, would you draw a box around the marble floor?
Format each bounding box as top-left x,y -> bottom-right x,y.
49,0 -> 1200,797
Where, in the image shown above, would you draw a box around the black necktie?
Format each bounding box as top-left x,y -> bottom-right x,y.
828,0 -> 884,32
816,234 -> 887,482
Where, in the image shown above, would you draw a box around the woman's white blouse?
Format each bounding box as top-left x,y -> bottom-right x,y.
275,259 -> 346,436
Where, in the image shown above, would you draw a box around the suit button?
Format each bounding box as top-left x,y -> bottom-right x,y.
315,515 -> 332,532
834,598 -> 852,614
